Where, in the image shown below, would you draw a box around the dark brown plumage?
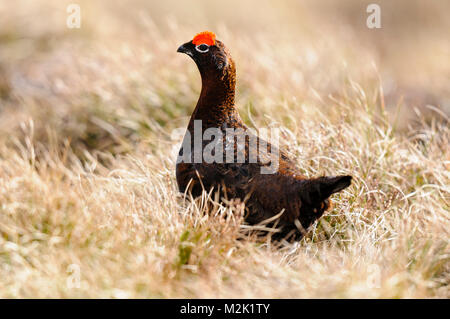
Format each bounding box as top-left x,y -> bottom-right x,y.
176,32 -> 352,240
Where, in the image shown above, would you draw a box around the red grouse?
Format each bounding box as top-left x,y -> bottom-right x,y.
176,31 -> 352,240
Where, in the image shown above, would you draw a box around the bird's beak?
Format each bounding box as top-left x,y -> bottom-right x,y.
177,42 -> 193,57
177,44 -> 188,53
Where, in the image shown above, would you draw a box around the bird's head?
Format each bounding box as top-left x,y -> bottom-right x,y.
177,31 -> 235,79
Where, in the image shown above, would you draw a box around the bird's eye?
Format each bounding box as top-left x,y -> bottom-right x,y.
195,44 -> 209,53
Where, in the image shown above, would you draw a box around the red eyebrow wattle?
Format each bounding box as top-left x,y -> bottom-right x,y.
192,31 -> 216,46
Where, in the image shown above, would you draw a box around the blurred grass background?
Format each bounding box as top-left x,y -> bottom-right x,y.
0,0 -> 448,298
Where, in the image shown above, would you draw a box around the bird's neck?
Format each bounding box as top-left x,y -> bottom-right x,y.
190,70 -> 242,128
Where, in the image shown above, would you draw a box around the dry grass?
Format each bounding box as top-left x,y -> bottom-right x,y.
0,0 -> 448,298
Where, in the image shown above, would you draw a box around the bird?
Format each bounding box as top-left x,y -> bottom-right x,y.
176,31 -> 352,240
